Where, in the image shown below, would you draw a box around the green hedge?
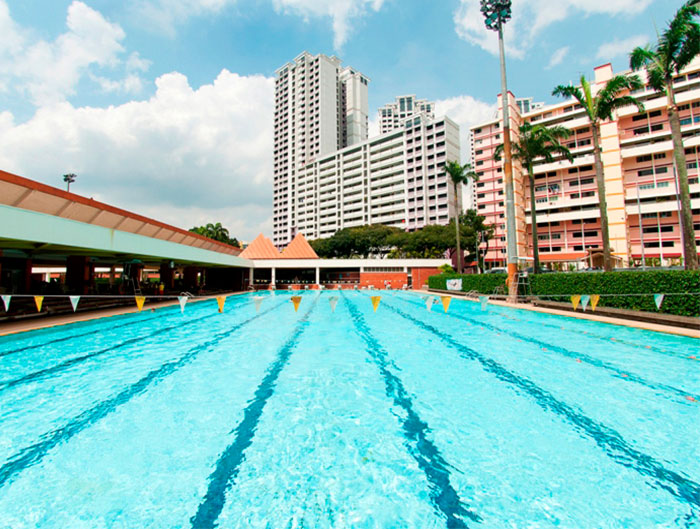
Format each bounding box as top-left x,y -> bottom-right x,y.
529,270 -> 700,317
428,270 -> 700,317
427,273 -> 507,294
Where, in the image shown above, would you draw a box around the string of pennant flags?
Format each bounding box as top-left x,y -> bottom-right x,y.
0,291 -> 693,316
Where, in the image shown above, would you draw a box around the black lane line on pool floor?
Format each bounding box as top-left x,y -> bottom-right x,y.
395,294 -> 700,404
0,309 -> 227,393
0,300 -> 284,490
190,298 -> 318,529
384,301 -> 700,511
0,295 -> 250,359
343,294 -> 479,529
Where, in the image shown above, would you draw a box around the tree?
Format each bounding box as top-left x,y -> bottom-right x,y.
189,222 -> 239,247
553,74 -> 644,271
309,224 -> 404,258
630,0 -> 700,270
460,209 -> 495,272
63,173 -> 76,192
494,123 -> 573,273
444,160 -> 479,273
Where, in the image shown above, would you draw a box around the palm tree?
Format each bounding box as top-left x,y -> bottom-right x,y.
494,123 -> 573,273
444,160 -> 479,273
62,173 -> 76,192
553,74 -> 644,271
630,1 -> 699,270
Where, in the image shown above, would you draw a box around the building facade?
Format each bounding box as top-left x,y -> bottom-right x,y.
295,114 -> 461,240
273,52 -> 370,248
471,59 -> 700,268
274,53 -> 460,248
378,95 -> 435,134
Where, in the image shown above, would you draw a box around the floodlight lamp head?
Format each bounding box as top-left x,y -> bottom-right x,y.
480,0 -> 512,31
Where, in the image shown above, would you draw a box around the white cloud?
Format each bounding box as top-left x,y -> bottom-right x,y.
546,46 -> 569,70
454,0 -> 653,59
272,0 -> 385,50
0,1 -> 149,105
0,70 -> 276,241
596,34 -> 648,60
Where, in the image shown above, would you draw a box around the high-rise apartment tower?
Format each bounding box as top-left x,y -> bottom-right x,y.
273,51 -> 369,248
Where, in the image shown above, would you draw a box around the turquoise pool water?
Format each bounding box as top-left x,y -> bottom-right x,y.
0,291 -> 698,528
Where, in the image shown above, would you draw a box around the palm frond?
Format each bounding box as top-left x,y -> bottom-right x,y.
630,45 -> 656,70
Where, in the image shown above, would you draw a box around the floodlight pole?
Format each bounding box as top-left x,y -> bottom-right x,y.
482,0 -> 518,302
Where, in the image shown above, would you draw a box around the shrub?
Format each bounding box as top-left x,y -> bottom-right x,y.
530,270 -> 700,317
427,270 -> 700,317
428,273 -> 507,294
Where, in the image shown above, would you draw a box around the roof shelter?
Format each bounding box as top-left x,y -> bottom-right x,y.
0,170 -> 252,297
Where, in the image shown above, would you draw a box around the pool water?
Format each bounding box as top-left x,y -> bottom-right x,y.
0,291 -> 698,528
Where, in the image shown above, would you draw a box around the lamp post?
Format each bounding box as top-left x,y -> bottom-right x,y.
481,0 -> 517,301
63,173 -> 77,192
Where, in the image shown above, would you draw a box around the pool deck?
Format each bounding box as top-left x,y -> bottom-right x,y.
420,289 -> 700,339
0,292 -> 247,337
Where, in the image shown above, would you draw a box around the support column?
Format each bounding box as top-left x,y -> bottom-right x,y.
66,256 -> 93,295
184,266 -> 199,291
249,267 -> 254,288
22,258 -> 32,293
271,267 -> 276,288
159,262 -> 174,290
315,267 -> 320,287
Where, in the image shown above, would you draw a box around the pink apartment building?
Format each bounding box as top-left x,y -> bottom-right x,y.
471,59 -> 700,268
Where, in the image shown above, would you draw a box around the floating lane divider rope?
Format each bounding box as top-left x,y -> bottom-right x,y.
382,300 -> 700,511
190,298 -> 318,529
393,293 -> 700,404
342,293 -> 479,528
0,299 -> 286,490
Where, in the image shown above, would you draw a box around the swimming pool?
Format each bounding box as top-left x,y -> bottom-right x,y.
0,291 -> 698,528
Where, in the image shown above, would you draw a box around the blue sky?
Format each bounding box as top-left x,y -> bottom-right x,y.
0,0 -> 682,240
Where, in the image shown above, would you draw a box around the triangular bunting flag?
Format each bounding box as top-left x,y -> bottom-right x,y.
216,295 -> 226,313
253,296 -> 264,313
1,295 -> 10,312
426,296 -> 435,311
135,296 -> 146,312
178,296 -> 188,313
69,296 -> 80,312
34,296 -> 44,312
571,295 -> 581,311
371,296 -> 381,312
479,295 -> 489,311
329,296 -> 339,313
441,296 -> 451,313
590,294 -> 600,312
654,293 -> 665,310
580,295 -> 590,312
291,295 -> 302,312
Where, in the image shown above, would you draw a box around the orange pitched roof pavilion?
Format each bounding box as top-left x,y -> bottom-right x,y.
280,232 -> 319,259
240,234 -> 281,259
